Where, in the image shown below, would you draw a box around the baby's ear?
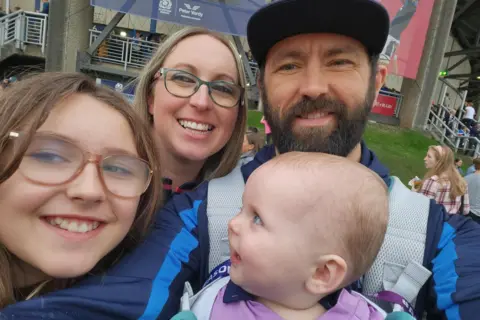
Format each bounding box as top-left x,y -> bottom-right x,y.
305,255 -> 347,296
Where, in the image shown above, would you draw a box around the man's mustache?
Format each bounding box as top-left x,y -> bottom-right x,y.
285,97 -> 348,120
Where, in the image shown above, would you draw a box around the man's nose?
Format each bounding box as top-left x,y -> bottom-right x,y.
298,67 -> 329,100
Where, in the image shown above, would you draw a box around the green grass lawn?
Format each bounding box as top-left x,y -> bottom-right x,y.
247,110 -> 264,128
247,111 -> 472,183
363,123 -> 436,183
364,123 -> 473,183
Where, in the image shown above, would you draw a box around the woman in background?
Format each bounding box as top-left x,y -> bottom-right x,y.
419,145 -> 470,215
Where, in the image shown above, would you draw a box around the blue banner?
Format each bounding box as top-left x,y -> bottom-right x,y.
91,0 -> 266,36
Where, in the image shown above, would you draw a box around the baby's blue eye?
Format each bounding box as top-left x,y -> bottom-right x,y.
253,215 -> 263,226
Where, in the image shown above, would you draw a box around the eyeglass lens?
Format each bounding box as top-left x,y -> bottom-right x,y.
164,69 -> 242,108
19,135 -> 151,198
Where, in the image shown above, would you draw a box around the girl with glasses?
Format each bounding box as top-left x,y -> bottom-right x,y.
0,72 -> 161,307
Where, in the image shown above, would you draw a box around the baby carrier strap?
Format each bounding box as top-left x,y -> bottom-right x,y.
363,177 -> 432,311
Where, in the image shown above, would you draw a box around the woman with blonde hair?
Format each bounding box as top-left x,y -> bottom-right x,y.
419,145 -> 470,215
0,72 -> 161,308
133,27 -> 247,200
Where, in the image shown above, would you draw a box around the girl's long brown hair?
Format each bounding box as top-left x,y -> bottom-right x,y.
421,145 -> 467,199
133,27 -> 248,181
0,72 -> 162,307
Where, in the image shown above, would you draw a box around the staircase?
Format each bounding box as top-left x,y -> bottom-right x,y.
426,103 -> 480,158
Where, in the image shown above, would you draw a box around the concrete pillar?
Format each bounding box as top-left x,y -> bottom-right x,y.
398,0 -> 458,129
45,0 -> 93,72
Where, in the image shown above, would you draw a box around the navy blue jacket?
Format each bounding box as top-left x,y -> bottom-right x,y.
2,143 -> 480,320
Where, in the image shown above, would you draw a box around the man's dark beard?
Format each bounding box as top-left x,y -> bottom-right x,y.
262,81 -> 376,157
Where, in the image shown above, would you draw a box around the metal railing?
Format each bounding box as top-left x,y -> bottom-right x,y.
89,29 -> 160,69
0,10 -> 48,54
24,12 -> 48,50
249,61 -> 259,79
427,103 -> 480,158
89,29 -> 261,80
0,10 -> 22,47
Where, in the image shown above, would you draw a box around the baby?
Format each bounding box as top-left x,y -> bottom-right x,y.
176,152 -> 389,320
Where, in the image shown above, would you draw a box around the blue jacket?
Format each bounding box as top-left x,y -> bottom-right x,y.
3,143 -> 480,320
466,165 -> 476,176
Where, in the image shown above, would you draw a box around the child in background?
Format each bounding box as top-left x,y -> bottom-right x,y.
241,129 -> 264,162
458,126 -> 469,137
175,152 -> 392,319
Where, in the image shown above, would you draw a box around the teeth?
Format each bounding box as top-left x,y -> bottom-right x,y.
45,217 -> 101,233
78,223 -> 89,233
60,220 -> 69,229
303,112 -> 327,119
178,120 -> 213,131
67,221 -> 78,232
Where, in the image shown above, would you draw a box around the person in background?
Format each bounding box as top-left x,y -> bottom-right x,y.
132,31 -> 143,65
241,129 -> 264,162
469,123 -> 479,138
462,101 -> 476,128
444,92 -> 451,111
444,108 -> 457,138
419,145 -> 470,215
458,125 -> 469,136
455,158 -> 464,176
466,157 -> 478,176
260,115 -> 271,144
40,0 -> 49,14
466,123 -> 480,157
465,158 -> 480,223
457,125 -> 471,151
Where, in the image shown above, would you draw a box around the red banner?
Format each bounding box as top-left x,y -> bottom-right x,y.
377,0 -> 435,79
372,94 -> 398,117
